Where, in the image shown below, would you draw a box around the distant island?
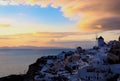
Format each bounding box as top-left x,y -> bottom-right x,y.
0,46 -> 72,50
0,36 -> 120,81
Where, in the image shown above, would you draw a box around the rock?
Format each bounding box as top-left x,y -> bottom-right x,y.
25,63 -> 41,81
0,75 -> 25,81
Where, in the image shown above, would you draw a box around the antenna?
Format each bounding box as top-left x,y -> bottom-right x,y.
96,33 -> 98,40
118,36 -> 120,42
95,33 -> 98,46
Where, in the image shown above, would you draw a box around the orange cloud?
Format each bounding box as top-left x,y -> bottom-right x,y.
0,32 -> 85,47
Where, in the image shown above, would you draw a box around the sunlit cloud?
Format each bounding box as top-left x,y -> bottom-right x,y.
0,24 -> 11,28
0,0 -> 120,33
0,32 -> 95,48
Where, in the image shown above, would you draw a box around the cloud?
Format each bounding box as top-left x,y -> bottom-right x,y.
32,32 -> 87,38
0,32 -> 83,40
89,16 -> 120,31
48,40 -> 95,48
0,32 -> 94,47
0,24 -> 11,28
0,37 -> 14,40
0,0 -> 120,32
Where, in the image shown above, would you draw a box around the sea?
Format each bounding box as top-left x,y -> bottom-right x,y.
0,48 -> 74,77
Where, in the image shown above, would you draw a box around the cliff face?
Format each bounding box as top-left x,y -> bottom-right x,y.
25,57 -> 48,81
24,63 -> 40,81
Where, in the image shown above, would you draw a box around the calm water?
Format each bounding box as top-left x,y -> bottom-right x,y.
0,49 -> 74,77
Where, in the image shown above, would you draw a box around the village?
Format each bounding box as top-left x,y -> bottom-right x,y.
25,36 -> 120,81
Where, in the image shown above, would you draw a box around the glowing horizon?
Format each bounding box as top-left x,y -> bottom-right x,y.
0,0 -> 120,48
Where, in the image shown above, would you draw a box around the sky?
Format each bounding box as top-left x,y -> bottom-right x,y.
0,0 -> 120,48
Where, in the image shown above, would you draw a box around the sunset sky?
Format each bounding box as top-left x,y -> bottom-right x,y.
0,0 -> 120,48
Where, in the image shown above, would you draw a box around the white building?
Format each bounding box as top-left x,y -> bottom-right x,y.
78,65 -> 112,81
98,36 -> 105,47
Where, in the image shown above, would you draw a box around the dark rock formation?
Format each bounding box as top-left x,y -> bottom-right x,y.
24,57 -> 48,81
0,75 -> 25,81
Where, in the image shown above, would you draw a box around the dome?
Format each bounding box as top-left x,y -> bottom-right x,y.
98,36 -> 104,39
